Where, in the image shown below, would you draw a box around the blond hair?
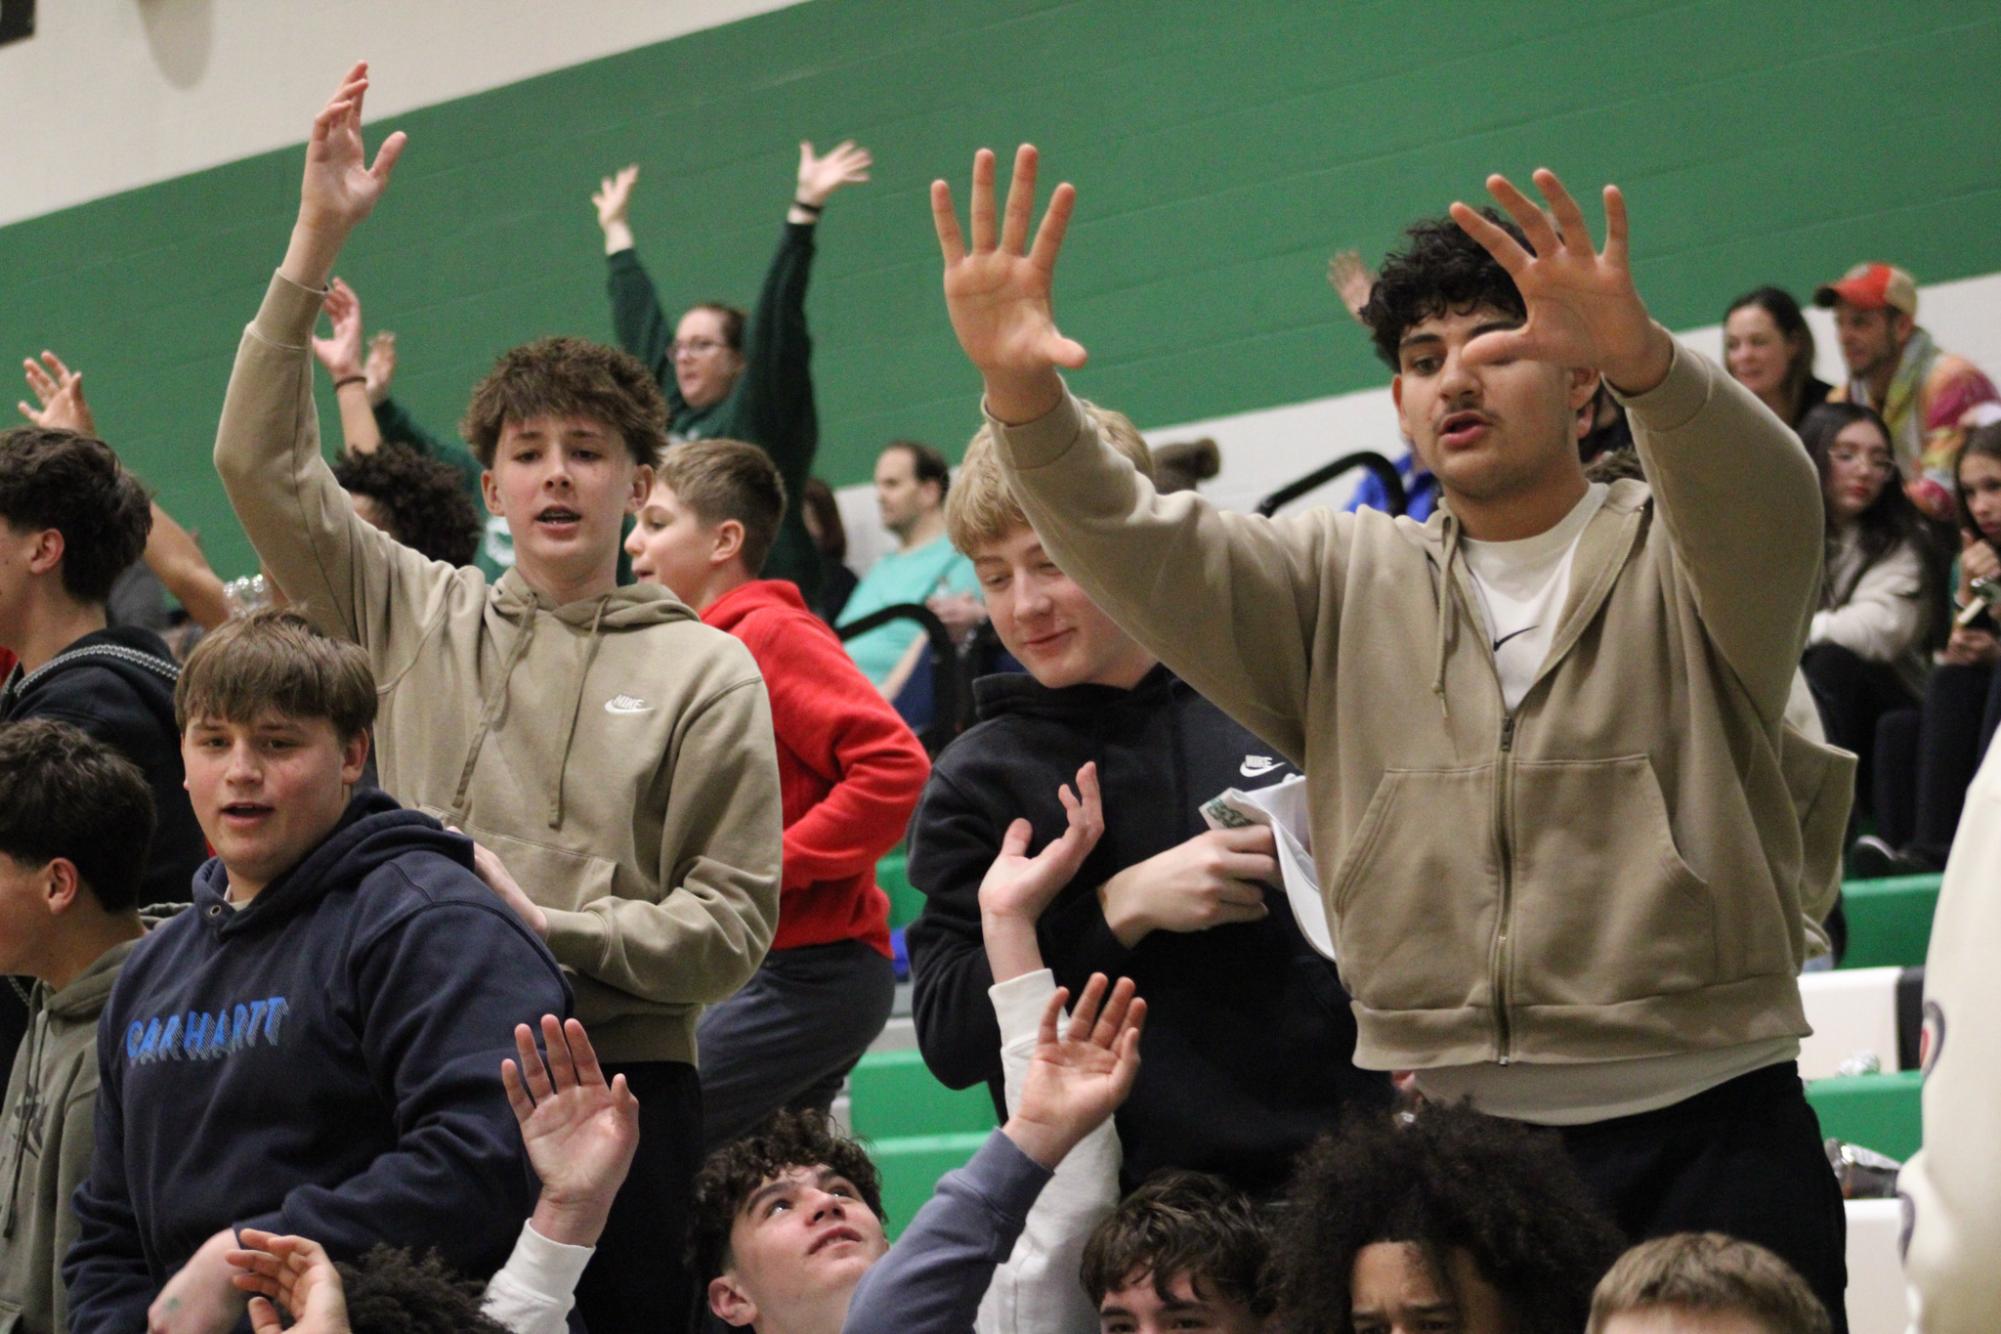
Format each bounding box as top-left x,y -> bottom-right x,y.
945,402 -> 1152,555
1586,1233 -> 1830,1334
175,610 -> 377,743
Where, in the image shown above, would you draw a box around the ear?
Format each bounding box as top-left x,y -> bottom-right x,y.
42,857 -> 83,916
25,527 -> 64,578
708,1274 -> 757,1328
1567,367 -> 1602,426
480,468 -> 503,519
340,728 -> 371,786
627,462 -> 655,515
713,518 -> 746,568
1390,372 -> 1418,449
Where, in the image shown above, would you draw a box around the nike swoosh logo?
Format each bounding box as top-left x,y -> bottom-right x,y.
604,695 -> 653,715
1491,626 -> 1539,652
1240,756 -> 1281,777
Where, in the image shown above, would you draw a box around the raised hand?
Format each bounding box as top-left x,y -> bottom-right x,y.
796,139 -> 872,208
282,62 -> 406,290
1004,974 -> 1144,1169
1449,168 -> 1671,394
1328,249 -> 1376,325
311,278 -> 365,380
932,145 -> 1087,423
503,1014 -> 640,1246
363,330 -> 397,406
18,350 -> 96,434
979,763 -> 1103,924
228,1230 -> 352,1334
593,164 -> 640,236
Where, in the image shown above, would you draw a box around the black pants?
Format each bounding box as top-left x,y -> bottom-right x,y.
1877,661 -> 2001,862
1803,641 -> 1917,823
1557,1062 -> 1849,1333
574,1060 -> 704,1334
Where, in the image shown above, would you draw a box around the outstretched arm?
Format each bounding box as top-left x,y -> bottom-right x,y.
278,62 -> 405,292
310,278 -> 387,457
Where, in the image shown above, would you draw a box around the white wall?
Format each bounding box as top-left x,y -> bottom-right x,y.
0,0 -> 802,226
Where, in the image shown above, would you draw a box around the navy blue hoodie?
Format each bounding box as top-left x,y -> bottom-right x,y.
63,791 -> 571,1332
905,667 -> 1389,1199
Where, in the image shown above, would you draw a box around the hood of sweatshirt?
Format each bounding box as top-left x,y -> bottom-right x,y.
701,577 -> 812,634
191,789 -> 472,937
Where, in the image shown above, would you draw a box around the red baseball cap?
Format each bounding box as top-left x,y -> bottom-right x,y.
1814,262 -> 1918,317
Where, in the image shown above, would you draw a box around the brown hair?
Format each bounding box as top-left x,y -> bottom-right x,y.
0,719 -> 155,913
686,301 -> 747,353
655,439 -> 788,578
1958,421 -> 2001,551
175,609 -> 377,743
686,1110 -> 885,1285
459,337 -> 668,469
1081,1170 -> 1272,1317
945,401 -> 1152,554
0,426 -> 153,604
1586,1233 -> 1831,1334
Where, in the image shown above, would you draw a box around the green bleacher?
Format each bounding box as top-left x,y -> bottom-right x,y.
846,1047 -> 998,1239
1837,874 -> 1940,971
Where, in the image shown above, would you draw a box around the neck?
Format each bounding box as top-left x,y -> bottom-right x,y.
13,592 -> 108,673
897,510 -> 946,554
1449,469 -> 1591,542
518,556 -> 620,607
1757,385 -> 1793,422
224,871 -> 268,907
1092,646 -> 1159,691
693,568 -> 754,615
41,911 -> 144,994
755,1289 -> 855,1334
1864,339 -> 1908,403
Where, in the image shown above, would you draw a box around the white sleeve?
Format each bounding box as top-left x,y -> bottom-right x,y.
1810,540 -> 1926,663
479,1220 -> 595,1334
974,970 -> 1121,1334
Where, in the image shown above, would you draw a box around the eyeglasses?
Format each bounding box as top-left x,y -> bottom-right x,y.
671,337 -> 727,359
1828,447 -> 1897,475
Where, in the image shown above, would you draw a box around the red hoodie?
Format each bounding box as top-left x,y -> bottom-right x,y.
702,580 -> 928,955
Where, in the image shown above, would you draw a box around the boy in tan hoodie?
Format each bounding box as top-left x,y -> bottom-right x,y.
928,149 -> 1852,1326
211,65 -> 780,1333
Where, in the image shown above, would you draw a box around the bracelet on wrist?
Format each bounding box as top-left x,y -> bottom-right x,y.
333,374 -> 367,392
792,197 -> 824,215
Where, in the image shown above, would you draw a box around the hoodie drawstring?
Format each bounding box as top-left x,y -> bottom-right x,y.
449,613 -> 540,826
550,599 -> 610,829
1432,516 -> 1463,720
2,987 -> 46,1240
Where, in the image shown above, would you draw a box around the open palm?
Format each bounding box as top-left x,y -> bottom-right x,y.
298,62 -> 406,237
1013,973 -> 1144,1160
978,762 -> 1103,922
504,1015 -> 639,1206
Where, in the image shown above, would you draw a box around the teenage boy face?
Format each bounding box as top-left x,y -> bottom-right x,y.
625,479 -> 723,605
1350,1241 -> 1511,1334
182,711 -> 368,902
483,414 -> 651,597
710,1163 -> 889,1328
974,524 -> 1154,691
1098,1267 -> 1262,1333
1392,306 -> 1596,508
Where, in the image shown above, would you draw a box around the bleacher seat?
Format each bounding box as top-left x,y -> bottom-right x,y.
1839,874 -> 1941,970
847,1048 -> 996,1237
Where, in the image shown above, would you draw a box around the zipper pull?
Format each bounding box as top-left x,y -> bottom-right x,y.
1500,714 -> 1517,752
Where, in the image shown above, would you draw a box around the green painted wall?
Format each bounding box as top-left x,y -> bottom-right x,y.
3,0 -> 1998,577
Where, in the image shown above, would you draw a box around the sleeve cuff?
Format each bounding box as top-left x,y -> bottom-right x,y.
1606,336 -> 1709,434
251,271 -> 330,351
975,1128 -> 1057,1221
982,387 -> 1091,470
510,1220 -> 596,1292
538,908 -> 604,974
989,968 -> 1058,1048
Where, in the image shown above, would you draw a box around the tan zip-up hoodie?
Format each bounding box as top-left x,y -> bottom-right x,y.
214,272 -> 781,1066
991,345 -> 1850,1070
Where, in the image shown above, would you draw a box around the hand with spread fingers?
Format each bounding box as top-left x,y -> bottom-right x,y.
1449,168 -> 1673,394
282,61 -> 408,290
312,278 -> 366,382
979,763 -> 1104,982
19,350 -> 95,435
795,139 -> 873,209
1004,973 -> 1145,1170
228,1230 -> 352,1334
931,145 -> 1088,424
503,1014 -> 640,1247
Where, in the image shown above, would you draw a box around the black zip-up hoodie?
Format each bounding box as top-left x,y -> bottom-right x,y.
63,792 -> 571,1332
906,667 -> 1388,1198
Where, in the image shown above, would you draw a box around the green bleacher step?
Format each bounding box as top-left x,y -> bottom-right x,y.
1805,1069 -> 1923,1162
867,1132 -> 990,1240
847,1049 -> 998,1141
1839,875 -> 1941,971
878,849 -> 924,929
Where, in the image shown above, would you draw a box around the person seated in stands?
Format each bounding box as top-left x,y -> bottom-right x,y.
624,439 -> 929,1149
1723,287 -> 1834,431
800,477 -> 860,624
1797,402 -> 1949,825
838,440 -> 985,704
905,413 -> 1386,1205
1081,1172 -> 1271,1334
594,141 -> 873,600
63,611 -> 571,1334
210,66 -> 782,1331
0,722 -> 153,1334
931,148 -> 1852,1320
1854,422 -> 2001,876
1270,1102 -> 1625,1334
1587,1233 -> 1831,1334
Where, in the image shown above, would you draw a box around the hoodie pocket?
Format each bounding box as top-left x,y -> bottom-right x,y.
1327,765 -> 1499,1013
1507,754 -> 1718,1006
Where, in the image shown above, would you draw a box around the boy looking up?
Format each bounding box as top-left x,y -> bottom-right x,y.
929,148 -> 1850,1321
211,66 -> 782,1330
62,611 -> 571,1334
624,439 -> 929,1147
905,412 -> 1385,1199
0,721 -> 152,1334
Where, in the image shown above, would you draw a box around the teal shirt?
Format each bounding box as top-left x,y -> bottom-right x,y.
838,535 -> 980,685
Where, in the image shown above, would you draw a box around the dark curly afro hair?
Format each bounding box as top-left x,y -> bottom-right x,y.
1360,208 -> 1533,371
687,1109 -> 887,1286
334,1245 -> 511,1333
333,442 -> 483,568
1271,1102 -> 1625,1334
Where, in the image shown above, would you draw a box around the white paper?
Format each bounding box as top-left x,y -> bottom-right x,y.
1200,774 -> 1334,961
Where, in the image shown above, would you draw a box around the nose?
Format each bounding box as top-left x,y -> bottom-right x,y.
223,741 -> 262,786
808,1190 -> 847,1222
1438,344 -> 1480,401
624,526 -> 643,557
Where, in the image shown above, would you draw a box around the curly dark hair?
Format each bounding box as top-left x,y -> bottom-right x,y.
333,443 -> 482,568
0,426 -> 152,603
333,1246 -> 512,1333
1271,1103 -> 1625,1334
687,1109 -> 886,1286
459,336 -> 669,469
1360,209 -> 1532,371
1081,1170 -> 1273,1317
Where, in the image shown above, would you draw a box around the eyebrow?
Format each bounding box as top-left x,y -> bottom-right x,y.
741,1166 -> 838,1218
1398,317 -> 1523,352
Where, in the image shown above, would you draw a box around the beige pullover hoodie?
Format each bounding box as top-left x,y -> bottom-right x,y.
989,344 -> 1849,1072
214,272 -> 781,1066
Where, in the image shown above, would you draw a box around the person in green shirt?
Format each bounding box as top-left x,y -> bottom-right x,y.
592,140 -> 872,602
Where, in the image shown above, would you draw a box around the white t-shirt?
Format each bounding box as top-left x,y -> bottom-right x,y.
1459,483 -> 1607,711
